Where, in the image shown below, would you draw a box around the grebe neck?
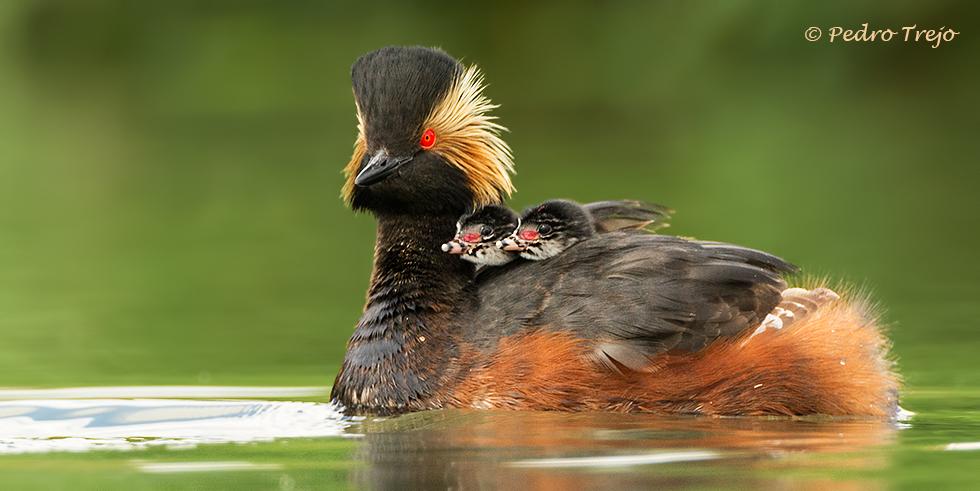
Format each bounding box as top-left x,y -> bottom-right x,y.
331,210 -> 474,415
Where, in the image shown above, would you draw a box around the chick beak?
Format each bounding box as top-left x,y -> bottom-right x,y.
442,240 -> 467,254
497,237 -> 527,251
354,148 -> 413,187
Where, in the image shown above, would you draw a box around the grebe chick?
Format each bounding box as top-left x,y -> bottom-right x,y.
442,205 -> 518,266
501,198 -> 672,260
448,200 -> 672,264
499,200 -> 595,260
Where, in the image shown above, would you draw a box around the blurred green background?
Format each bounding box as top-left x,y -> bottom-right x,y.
0,0 -> 976,399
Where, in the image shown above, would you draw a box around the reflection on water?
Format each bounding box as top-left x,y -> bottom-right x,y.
3,396 -> 976,490
349,410 -> 903,490
0,398 -> 347,454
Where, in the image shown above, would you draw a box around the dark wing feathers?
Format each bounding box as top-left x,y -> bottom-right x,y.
582,200 -> 673,234
697,241 -> 799,274
467,232 -> 794,372
687,261 -> 785,286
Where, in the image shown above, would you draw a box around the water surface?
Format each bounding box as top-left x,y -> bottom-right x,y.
2,392 -> 979,490
1,1 -> 978,489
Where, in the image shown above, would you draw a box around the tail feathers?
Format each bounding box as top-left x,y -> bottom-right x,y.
766,287 -> 841,329
635,290 -> 900,417
743,287 -> 840,346
777,287 -> 841,325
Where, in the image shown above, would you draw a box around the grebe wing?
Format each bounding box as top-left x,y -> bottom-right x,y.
470,233 -> 796,371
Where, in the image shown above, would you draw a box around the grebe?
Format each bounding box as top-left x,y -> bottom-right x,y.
331,46 -> 899,417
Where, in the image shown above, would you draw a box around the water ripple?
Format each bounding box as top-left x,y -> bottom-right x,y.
0,397 -> 348,454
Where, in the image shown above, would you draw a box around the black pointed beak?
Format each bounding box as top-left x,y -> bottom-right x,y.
354,148 -> 413,187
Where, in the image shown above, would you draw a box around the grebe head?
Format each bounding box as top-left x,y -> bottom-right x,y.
500,200 -> 595,260
341,46 -> 514,217
443,205 -> 519,266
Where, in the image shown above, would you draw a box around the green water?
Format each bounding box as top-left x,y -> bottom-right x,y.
2,406 -> 980,490
1,1 -> 978,488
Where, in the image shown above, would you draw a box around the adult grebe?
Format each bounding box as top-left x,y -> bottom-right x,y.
331,46 -> 898,417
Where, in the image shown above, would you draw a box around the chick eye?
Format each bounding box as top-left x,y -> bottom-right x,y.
480,225 -> 493,236
420,128 -> 436,149
538,224 -> 553,235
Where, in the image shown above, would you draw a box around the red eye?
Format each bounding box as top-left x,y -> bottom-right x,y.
462,233 -> 480,243
420,128 -> 436,149
520,229 -> 539,240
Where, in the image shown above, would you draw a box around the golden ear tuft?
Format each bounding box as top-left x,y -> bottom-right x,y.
423,65 -> 515,208
341,101 -> 366,205
340,64 -> 515,208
